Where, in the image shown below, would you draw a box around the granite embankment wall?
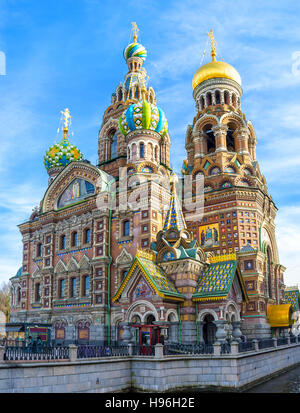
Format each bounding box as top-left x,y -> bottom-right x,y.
0,343 -> 299,392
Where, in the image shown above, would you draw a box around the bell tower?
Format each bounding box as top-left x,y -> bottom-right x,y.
183,31 -> 286,339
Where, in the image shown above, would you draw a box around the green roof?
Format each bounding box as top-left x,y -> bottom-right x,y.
193,260 -> 239,300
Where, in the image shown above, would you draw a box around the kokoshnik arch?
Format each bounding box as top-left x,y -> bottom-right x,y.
8,25 -> 295,346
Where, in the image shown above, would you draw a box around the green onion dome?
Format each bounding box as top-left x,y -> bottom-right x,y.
119,98 -> 168,138
44,136 -> 83,170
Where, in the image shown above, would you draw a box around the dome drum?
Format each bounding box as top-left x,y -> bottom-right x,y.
193,77 -> 242,104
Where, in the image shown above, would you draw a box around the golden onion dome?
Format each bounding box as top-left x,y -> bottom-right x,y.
192,60 -> 241,90
192,30 -> 242,90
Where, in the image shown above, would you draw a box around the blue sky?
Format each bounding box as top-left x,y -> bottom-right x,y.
0,0 -> 299,286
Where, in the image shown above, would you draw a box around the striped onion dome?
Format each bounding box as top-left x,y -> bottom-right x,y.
123,42 -> 147,61
119,98 -> 168,138
44,136 -> 83,170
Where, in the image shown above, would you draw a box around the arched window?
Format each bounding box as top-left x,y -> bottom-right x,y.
267,248 -> 273,299
226,124 -> 236,152
72,232 -> 78,247
200,96 -> 205,110
215,90 -> 221,104
35,283 -> 41,302
123,220 -> 130,237
155,146 -> 158,161
207,92 -> 212,106
71,277 -> 77,298
224,91 -> 230,105
84,228 -> 91,244
37,243 -> 42,257
232,94 -> 237,107
203,124 -> 215,153
60,235 -> 66,250
17,287 -> 21,305
59,279 -> 65,298
83,275 -> 90,296
110,131 -> 118,159
140,143 -> 145,158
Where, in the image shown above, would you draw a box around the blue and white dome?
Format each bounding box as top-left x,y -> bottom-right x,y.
123,42 -> 147,61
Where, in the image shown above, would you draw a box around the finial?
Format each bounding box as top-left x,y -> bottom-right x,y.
131,22 -> 139,43
207,30 -> 217,62
61,108 -> 72,138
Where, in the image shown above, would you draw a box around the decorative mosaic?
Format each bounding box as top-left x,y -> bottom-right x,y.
163,180 -> 186,232
193,260 -> 237,299
44,136 -> 83,170
284,290 -> 299,311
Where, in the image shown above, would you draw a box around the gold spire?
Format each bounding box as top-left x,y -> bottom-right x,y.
131,22 -> 139,43
61,108 -> 72,138
207,30 -> 217,62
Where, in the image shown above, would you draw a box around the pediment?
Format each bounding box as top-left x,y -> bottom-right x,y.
66,256 -> 79,272
116,248 -> 133,265
54,259 -> 67,273
42,162 -> 103,213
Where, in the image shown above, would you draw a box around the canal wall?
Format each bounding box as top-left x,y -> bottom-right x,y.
0,343 -> 300,392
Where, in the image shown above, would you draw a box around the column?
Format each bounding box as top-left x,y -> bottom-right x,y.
212,125 -> 228,153
193,131 -> 208,159
234,127 -> 249,155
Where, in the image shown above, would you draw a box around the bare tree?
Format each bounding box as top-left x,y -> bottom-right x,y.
0,282 -> 11,322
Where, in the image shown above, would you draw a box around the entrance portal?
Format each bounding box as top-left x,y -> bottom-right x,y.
203,314 -> 217,344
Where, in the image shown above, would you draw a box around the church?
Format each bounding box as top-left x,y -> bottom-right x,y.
9,25 -> 292,347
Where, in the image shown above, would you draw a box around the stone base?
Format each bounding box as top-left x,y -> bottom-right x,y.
180,322 -> 197,344
241,317 -> 272,339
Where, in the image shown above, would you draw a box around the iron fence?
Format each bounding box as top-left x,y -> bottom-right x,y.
164,343 -> 214,355
4,346 -> 69,361
290,336 -> 297,344
277,337 -> 288,346
77,345 -> 129,359
238,341 -> 254,353
220,342 -> 231,354
131,345 -> 155,356
258,338 -> 275,350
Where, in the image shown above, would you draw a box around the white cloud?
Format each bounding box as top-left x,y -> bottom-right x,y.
276,205 -> 300,287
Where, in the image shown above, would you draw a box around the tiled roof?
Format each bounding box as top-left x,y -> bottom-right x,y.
192,260 -> 245,301
284,289 -> 299,311
163,179 -> 186,232
113,256 -> 184,302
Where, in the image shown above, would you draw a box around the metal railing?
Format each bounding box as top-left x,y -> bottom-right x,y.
4,346 -> 69,361
277,337 -> 288,346
258,338 -> 275,350
131,345 -> 155,356
164,343 -> 214,355
220,342 -> 231,354
77,345 -> 129,359
238,341 -> 254,353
